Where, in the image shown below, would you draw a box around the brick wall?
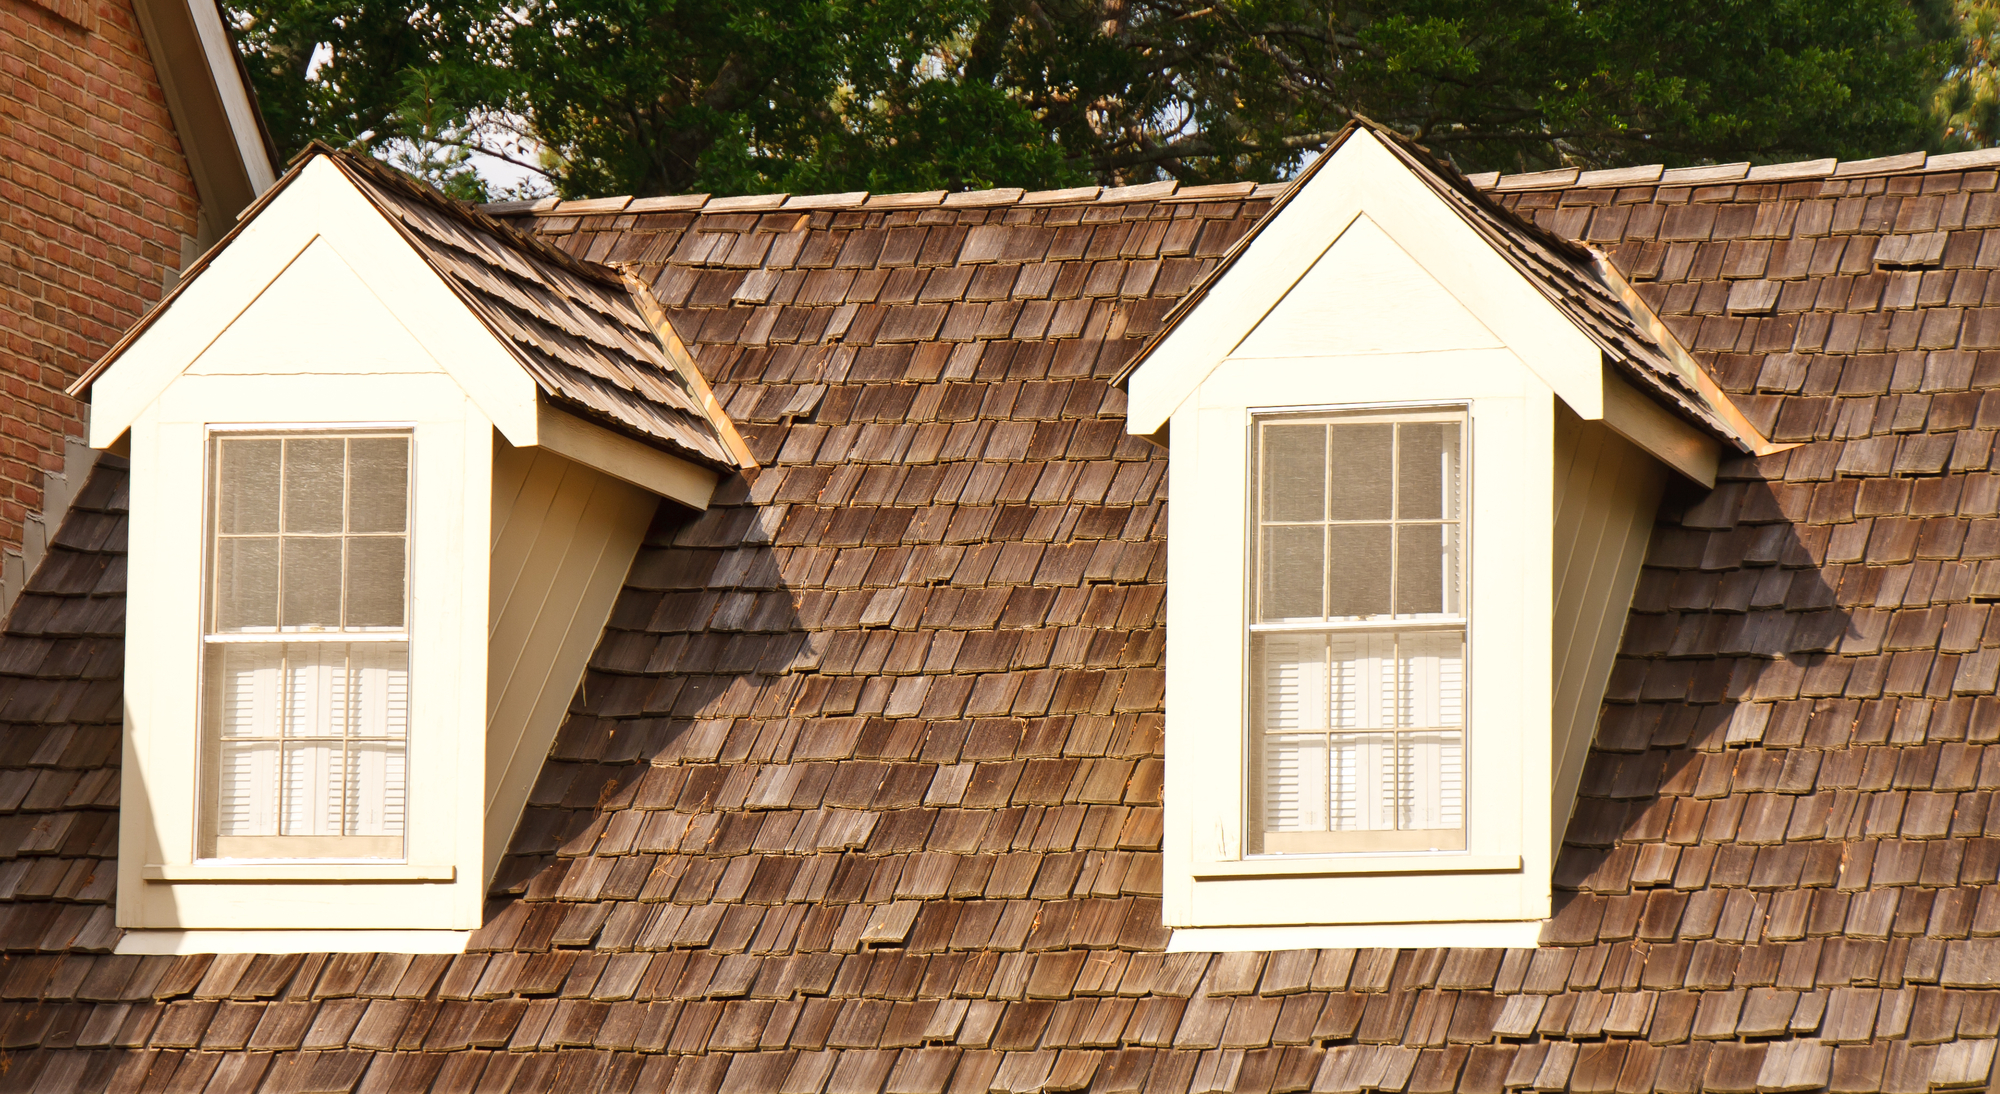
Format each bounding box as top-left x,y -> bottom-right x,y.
0,0 -> 199,549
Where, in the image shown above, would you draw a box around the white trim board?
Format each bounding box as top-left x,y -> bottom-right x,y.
117,929 -> 473,955
89,158 -> 541,450
1126,129 -> 1603,435
1169,921 -> 1546,952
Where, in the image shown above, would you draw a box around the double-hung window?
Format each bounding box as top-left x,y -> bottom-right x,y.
201,432 -> 412,861
1249,409 -> 1467,855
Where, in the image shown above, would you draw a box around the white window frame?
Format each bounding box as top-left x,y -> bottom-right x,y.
197,427 -> 415,863
1246,407 -> 1469,857
118,372 -> 491,937
1161,352 -> 1557,944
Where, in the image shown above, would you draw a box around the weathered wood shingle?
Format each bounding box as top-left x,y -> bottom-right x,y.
12,152 -> 2000,1089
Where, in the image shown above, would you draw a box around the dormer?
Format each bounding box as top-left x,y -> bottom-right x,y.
1117,123 -> 1787,947
73,151 -> 750,953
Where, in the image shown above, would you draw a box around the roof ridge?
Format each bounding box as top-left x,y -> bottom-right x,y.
473,147 -> 2000,217
475,177 -> 1296,218
1467,146 -> 2000,192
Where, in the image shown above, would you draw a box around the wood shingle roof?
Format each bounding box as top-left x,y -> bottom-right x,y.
5,148 -> 2000,1091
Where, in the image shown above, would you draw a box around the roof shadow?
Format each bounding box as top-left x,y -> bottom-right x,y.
1542,468 -> 1945,942
481,480 -> 826,938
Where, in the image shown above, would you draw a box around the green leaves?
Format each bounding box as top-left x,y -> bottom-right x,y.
228,0 -> 1959,200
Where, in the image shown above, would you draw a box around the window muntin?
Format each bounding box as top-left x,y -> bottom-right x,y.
1249,411 -> 1466,855
201,433 -> 411,860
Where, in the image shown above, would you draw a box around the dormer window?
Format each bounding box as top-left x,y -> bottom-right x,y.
75,149 -> 746,952
1251,410 -> 1466,855
1116,122 -> 1773,947
203,431 -> 412,861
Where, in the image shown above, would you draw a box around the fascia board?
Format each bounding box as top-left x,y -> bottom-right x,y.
535,402 -> 719,509
1127,130 -> 1603,434
89,158 -> 539,446
182,0 -> 277,195
1602,368 -> 1722,487
129,0 -> 276,225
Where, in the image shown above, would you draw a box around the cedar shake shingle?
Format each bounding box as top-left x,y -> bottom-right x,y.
15,150 -> 2000,1089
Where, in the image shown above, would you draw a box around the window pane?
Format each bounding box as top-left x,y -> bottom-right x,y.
1330,732 -> 1397,831
1264,734 -> 1327,833
348,437 -> 409,534
283,645 -> 347,738
216,439 -> 281,534
1396,630 -> 1465,729
1326,423 -> 1392,520
1398,423 -> 1460,520
1255,633 -> 1328,734
216,740 -> 279,837
350,643 -> 411,739
1260,526 -> 1324,621
348,742 -> 406,837
213,538 -> 279,631
281,537 -> 343,627
282,740 -> 345,837
1397,731 -> 1464,832
212,644 -> 280,738
1328,632 -> 1395,729
345,538 -> 406,628
1261,425 -> 1325,523
1325,525 -> 1391,617
1395,523 -> 1458,615
282,438 -> 346,533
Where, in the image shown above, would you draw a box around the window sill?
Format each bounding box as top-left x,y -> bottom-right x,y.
1169,920 -> 1545,951
116,929 -> 472,955
1191,853 -> 1520,879
143,863 -> 456,882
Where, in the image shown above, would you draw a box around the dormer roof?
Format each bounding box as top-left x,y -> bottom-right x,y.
1116,119 -> 1777,461
74,148 -> 748,474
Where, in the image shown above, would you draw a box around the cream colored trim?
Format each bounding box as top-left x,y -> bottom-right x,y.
183,0 -> 276,196
129,0 -> 276,239
1127,129 -> 1604,434
1168,920 -> 1544,952
1588,249 -> 1783,456
534,402 -> 718,509
116,929 -> 472,955
1167,356 -> 1554,930
1192,854 -> 1521,879
619,270 -> 759,470
88,159 -> 542,449
144,864 -> 455,881
1601,370 -> 1721,487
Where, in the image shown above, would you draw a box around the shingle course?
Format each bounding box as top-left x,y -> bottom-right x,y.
14,147 -> 2000,1089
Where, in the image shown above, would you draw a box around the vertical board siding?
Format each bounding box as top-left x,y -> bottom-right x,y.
1549,408 -> 1665,854
483,442 -> 657,886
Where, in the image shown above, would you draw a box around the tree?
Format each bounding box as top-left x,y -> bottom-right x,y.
229,0 -> 1958,200
1108,0 -> 1957,179
230,0 -> 502,197
1936,1 -> 2000,148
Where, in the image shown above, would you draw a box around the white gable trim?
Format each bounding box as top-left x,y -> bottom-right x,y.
1603,369 -> 1721,487
1136,131 -> 1600,430
1230,212 -> 1507,358
537,402 -> 718,510
89,158 -> 541,450
1127,129 -> 1605,435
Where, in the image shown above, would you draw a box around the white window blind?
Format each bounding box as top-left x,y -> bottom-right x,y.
201,433 -> 411,860
1249,412 -> 1466,855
